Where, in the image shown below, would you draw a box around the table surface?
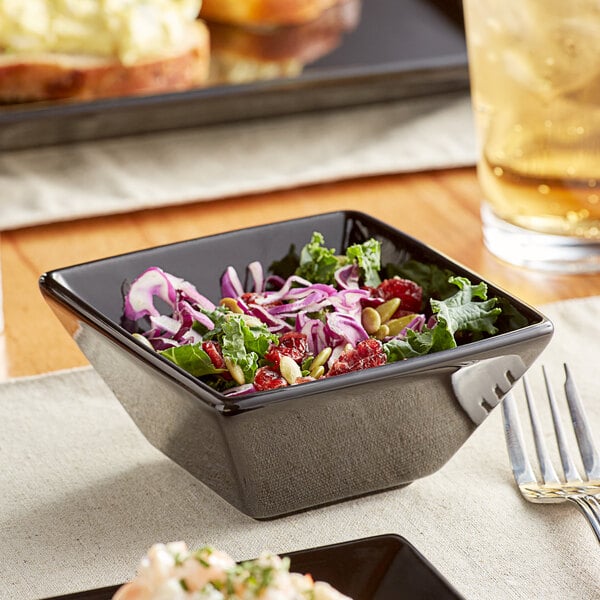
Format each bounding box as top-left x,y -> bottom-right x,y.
2,166 -> 600,381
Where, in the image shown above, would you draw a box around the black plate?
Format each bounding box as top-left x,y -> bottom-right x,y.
0,0 -> 467,151
39,534 -> 466,600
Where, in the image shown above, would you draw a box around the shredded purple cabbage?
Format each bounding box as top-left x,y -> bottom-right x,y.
119,235 -> 504,395
122,260 -> 428,392
124,267 -> 215,321
334,263 -> 360,290
220,266 -> 244,299
222,383 -> 257,397
217,265 -> 423,355
123,267 -> 215,349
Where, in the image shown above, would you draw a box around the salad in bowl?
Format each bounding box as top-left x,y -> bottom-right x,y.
40,211 -> 552,518
121,232 -> 511,397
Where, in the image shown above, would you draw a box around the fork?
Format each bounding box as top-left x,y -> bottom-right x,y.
502,363 -> 600,542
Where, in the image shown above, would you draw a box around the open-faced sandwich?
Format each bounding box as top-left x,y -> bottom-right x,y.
208,0 -> 361,84
0,0 -> 210,102
112,542 -> 351,599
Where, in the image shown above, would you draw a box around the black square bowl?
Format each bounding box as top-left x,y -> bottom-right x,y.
39,211 -> 553,519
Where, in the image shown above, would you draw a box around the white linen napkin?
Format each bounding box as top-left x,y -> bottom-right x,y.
0,92 -> 475,231
1,295 -> 600,599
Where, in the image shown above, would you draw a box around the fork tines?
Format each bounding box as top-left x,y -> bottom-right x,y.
562,364 -> 600,480
502,364 -> 600,542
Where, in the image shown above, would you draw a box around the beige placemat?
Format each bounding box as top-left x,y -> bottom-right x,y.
0,92 -> 475,232
3,295 -> 599,600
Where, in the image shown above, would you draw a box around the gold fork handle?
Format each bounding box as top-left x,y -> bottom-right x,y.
568,496 -> 600,543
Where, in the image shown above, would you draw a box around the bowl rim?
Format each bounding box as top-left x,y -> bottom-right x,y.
39,210 -> 554,413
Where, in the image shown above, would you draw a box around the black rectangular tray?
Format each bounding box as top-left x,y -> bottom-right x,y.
0,0 -> 467,151
39,534 -> 466,600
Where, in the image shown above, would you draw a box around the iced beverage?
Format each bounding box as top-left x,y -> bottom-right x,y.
462,0 -> 600,271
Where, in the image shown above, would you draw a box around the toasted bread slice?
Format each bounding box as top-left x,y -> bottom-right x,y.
200,0 -> 342,27
0,20 -> 210,102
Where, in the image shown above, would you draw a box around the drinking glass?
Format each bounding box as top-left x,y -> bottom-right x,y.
0,237 -> 5,381
462,0 -> 600,272
0,236 -> 3,335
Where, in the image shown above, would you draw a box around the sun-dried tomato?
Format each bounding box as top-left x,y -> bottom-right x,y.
264,331 -> 309,366
202,341 -> 231,380
202,341 -> 226,370
254,366 -> 288,391
326,338 -> 387,377
240,292 -> 258,304
377,278 -> 423,315
241,292 -> 283,309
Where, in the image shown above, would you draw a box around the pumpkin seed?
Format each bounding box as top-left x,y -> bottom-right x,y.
361,307 -> 381,334
374,324 -> 390,340
132,333 -> 153,349
219,297 -> 243,313
311,347 -> 332,371
310,365 -> 325,379
280,355 -> 302,385
375,298 -> 401,323
224,357 -> 245,386
386,314 -> 417,336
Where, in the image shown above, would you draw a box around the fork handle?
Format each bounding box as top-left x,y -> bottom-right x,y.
568,496 -> 600,543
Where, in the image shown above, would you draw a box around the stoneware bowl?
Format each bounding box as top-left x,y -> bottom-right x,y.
40,211 -> 553,519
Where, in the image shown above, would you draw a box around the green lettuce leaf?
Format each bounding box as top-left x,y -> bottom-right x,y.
295,232 -> 382,286
383,276 -> 502,361
431,276 -> 501,341
295,232 -> 343,285
202,310 -> 278,383
160,344 -> 225,377
383,329 -> 437,361
220,318 -> 259,383
494,297 -> 529,333
346,238 -> 382,287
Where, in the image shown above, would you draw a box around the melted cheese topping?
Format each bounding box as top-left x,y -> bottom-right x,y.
0,0 -> 202,64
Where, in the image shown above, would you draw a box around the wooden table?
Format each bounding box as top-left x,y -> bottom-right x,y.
2,166 -> 600,381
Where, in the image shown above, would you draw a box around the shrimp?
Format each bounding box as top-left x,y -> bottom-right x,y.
112,542 -> 352,600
